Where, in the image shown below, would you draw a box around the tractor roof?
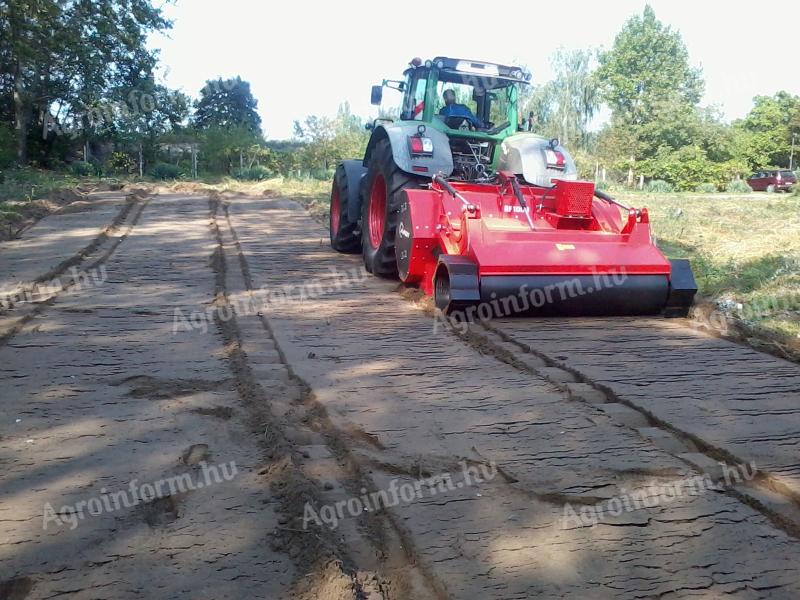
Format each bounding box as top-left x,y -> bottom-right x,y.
428,57 -> 531,83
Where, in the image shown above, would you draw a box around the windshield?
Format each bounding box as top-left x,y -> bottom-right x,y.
433,74 -> 517,130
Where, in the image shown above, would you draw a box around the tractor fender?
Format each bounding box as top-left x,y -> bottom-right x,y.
497,134 -> 578,187
364,123 -> 454,178
339,159 -> 368,224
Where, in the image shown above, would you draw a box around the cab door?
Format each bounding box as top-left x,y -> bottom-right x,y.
401,70 -> 428,121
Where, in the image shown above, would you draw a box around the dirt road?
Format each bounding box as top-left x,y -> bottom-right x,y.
2,190 -> 800,599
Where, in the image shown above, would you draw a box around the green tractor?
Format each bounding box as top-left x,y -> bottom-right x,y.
329,56 -> 578,276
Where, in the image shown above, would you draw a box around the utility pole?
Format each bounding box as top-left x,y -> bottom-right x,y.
790,133 -> 797,171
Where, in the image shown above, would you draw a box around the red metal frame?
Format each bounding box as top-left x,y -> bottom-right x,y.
399,176 -> 672,295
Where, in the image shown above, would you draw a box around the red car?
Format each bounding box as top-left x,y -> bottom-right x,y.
747,169 -> 797,192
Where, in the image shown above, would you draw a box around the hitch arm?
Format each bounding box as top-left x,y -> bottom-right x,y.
432,173 -> 477,213
498,171 -> 535,230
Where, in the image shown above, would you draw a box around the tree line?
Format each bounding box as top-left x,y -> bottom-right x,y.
1,2 -> 798,189
523,5 -> 800,191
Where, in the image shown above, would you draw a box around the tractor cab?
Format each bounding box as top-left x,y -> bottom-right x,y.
371,57 -> 534,182
372,57 -> 531,136
390,57 -> 530,139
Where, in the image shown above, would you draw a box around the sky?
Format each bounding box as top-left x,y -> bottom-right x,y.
149,0 -> 800,140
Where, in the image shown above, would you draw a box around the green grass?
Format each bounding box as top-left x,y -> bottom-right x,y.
0,168 -> 121,234
621,191 -> 800,341
0,168 -> 89,203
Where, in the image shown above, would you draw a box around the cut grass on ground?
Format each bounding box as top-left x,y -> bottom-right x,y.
619,191 -> 800,344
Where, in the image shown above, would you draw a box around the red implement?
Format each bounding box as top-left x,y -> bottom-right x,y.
395,174 -> 696,317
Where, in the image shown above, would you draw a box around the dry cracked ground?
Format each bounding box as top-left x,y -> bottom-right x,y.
1,188 -> 799,599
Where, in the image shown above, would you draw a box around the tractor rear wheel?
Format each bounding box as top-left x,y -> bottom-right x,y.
361,139 -> 422,276
329,163 -> 361,253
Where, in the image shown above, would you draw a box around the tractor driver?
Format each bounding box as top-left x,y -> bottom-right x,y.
439,89 -> 484,129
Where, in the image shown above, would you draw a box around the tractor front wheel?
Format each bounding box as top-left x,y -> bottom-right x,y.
361,139 -> 421,276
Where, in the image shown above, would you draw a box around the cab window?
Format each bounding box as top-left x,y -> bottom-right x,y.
403,75 -> 427,121
433,81 -> 477,115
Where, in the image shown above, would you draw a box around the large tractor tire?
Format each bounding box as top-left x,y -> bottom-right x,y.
329,163 -> 362,253
361,139 -> 422,276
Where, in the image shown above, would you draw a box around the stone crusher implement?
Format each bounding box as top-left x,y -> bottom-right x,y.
396,172 -> 696,316
328,56 -> 697,317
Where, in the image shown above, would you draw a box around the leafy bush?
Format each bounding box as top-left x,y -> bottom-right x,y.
694,183 -> 718,193
726,179 -> 752,194
150,162 -> 181,180
231,166 -> 272,181
645,179 -> 674,193
640,146 -> 725,191
70,161 -> 94,176
305,168 -> 335,181
108,151 -> 136,175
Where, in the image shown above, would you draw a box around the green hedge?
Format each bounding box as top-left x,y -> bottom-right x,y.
231,166 -> 272,181
694,183 -> 718,193
150,162 -> 182,180
645,179 -> 674,193
70,161 -> 94,176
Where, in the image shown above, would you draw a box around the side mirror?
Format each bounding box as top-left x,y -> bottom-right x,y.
370,85 -> 383,106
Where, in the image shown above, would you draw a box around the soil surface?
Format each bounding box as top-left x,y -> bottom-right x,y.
1,190 -> 800,599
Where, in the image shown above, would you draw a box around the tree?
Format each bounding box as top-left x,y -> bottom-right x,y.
193,77 -> 262,136
196,125 -> 263,174
0,0 -> 170,164
519,50 -> 599,150
731,92 -> 800,169
293,103 -> 368,172
596,5 -> 703,127
594,5 -> 707,183
103,81 -> 191,174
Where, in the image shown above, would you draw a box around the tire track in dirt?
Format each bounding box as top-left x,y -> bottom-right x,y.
297,188 -> 800,537
208,195 -> 441,600
464,318 -> 800,529
222,193 -> 800,599
429,313 -> 800,539
1,193 -> 294,599
0,190 -> 151,347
